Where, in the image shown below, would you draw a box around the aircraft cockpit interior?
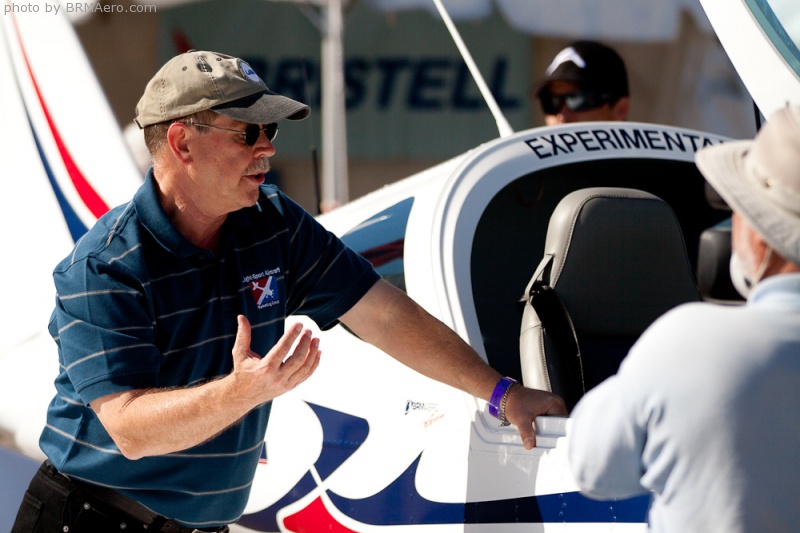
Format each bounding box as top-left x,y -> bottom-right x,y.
471,159 -> 733,404
338,154 -> 737,409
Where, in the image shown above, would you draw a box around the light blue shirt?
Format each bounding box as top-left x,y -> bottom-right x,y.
568,273 -> 800,532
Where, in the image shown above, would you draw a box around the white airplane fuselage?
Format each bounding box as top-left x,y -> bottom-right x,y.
2,0 -> 799,531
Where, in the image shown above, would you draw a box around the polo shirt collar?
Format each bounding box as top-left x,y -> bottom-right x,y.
134,169 -> 254,260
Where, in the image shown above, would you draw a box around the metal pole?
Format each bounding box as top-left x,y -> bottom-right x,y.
320,0 -> 349,210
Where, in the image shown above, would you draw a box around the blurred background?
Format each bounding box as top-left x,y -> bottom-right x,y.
72,0 -> 757,213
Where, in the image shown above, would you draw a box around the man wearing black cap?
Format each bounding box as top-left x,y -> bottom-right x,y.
535,40 -> 630,125
11,51 -> 566,532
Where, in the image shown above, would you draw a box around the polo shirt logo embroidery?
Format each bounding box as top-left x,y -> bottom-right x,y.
244,268 -> 281,309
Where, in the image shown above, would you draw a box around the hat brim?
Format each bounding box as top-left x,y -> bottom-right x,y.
533,77 -> 586,98
532,77 -> 625,100
696,141 -> 800,265
213,90 -> 310,124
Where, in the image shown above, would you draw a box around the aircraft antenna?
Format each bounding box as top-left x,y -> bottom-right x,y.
431,0 -> 514,138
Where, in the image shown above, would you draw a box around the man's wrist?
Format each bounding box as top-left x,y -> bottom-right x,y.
488,376 -> 517,425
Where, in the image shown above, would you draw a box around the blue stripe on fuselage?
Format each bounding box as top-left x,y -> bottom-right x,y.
239,402 -> 649,529
26,109 -> 88,242
3,19 -> 89,243
327,453 -> 650,525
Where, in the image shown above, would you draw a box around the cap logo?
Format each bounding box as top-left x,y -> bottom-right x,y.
546,47 -> 586,75
238,60 -> 264,85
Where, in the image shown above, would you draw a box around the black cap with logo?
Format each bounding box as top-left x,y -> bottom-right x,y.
535,41 -> 629,100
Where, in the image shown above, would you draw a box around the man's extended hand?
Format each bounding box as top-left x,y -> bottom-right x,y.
231,315 -> 321,407
91,315 -> 321,459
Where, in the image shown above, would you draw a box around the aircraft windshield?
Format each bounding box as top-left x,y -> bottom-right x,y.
748,0 -> 800,77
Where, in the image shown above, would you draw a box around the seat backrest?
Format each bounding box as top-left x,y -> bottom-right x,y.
520,187 -> 700,410
696,219 -> 744,303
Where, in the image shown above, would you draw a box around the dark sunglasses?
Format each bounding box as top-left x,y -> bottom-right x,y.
187,122 -> 279,145
539,90 -> 614,115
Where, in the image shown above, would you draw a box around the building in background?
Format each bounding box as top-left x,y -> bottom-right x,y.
73,0 -> 756,213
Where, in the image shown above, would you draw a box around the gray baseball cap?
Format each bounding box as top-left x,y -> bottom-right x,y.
696,106 -> 800,265
134,50 -> 309,128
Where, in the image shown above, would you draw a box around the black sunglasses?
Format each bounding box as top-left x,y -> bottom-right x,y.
187,122 -> 279,145
539,90 -> 614,115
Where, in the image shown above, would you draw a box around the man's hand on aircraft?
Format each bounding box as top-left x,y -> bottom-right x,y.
506,386 -> 567,450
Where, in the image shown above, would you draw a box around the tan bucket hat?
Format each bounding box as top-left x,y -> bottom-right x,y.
696,106 -> 800,265
134,50 -> 309,128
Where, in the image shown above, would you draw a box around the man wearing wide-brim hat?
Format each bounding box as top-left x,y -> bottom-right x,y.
567,105 -> 800,532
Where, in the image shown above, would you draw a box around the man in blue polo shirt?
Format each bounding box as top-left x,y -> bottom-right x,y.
11,51 -> 566,532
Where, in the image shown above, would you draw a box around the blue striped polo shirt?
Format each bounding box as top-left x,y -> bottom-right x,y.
39,170 -> 379,528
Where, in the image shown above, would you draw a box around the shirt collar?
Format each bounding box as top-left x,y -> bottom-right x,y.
748,272 -> 800,309
134,169 -> 254,260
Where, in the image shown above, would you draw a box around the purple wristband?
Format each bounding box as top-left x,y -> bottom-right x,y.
488,377 -> 517,419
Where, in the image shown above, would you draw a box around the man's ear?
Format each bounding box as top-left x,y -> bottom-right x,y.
166,122 -> 193,164
612,97 -> 630,121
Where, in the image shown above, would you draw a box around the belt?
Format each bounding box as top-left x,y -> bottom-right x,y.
57,466 -> 228,533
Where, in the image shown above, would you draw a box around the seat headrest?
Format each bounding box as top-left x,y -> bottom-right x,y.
696,221 -> 743,302
540,187 -> 699,336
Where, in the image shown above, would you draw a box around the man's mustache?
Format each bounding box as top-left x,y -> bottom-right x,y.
245,158 -> 270,175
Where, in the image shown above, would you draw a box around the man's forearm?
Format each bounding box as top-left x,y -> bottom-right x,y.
91,316 -> 320,459
91,376 -> 254,460
340,280 -> 500,401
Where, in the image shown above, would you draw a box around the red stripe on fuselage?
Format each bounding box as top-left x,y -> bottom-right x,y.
282,497 -> 361,533
8,4 -> 110,218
